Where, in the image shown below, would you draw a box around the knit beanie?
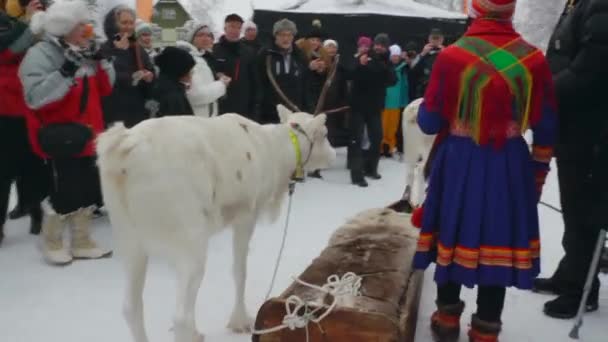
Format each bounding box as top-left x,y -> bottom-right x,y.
243,20 -> 257,32
306,19 -> 325,39
469,0 -> 517,20
323,39 -> 338,49
357,36 -> 372,48
389,44 -> 402,57
135,19 -> 152,38
30,0 -> 90,37
155,46 -> 196,80
405,41 -> 418,52
273,18 -> 297,36
185,20 -> 213,44
374,33 -> 390,48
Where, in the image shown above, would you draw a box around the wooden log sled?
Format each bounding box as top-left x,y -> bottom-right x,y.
253,205 -> 424,342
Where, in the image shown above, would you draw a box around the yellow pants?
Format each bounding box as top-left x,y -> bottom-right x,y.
382,108 -> 401,152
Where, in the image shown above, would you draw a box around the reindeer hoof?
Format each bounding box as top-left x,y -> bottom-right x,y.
227,314 -> 254,333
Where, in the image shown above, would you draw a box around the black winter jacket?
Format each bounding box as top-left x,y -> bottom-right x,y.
350,51 -> 396,114
152,74 -> 193,117
213,37 -> 258,120
548,0 -> 608,225
410,48 -> 441,99
257,44 -> 311,124
547,0 -> 608,147
241,37 -> 263,54
101,9 -> 155,128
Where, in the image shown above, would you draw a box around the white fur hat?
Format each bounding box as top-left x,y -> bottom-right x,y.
30,0 -> 90,37
323,39 -> 338,48
185,20 -> 213,44
243,20 -> 257,32
389,44 -> 402,57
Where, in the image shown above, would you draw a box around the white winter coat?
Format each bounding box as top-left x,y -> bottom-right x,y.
175,41 -> 226,117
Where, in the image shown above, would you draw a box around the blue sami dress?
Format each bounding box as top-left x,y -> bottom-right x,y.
412,20 -> 558,290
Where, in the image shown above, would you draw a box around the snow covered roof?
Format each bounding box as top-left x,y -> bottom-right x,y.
254,0 -> 466,19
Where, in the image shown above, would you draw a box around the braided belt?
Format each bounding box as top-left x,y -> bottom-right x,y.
450,121 -> 523,139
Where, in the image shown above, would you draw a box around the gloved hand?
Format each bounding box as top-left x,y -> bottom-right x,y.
535,168 -> 549,203
60,48 -> 83,77
87,40 -> 107,61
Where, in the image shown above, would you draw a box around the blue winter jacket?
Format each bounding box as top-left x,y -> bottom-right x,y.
385,62 -> 409,109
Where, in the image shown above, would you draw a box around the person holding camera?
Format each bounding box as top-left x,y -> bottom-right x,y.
18,0 -> 114,265
0,0 -> 47,246
411,28 -> 445,99
348,33 -> 397,186
101,5 -> 155,127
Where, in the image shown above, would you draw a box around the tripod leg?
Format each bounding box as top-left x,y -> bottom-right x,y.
569,228 -> 607,339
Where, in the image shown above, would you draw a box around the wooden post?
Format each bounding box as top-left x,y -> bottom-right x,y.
136,0 -> 153,22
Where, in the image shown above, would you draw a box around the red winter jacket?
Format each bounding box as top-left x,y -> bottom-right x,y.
0,24 -> 33,117
19,39 -> 115,158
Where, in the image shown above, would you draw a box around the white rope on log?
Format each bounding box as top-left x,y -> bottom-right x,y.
252,272 -> 363,339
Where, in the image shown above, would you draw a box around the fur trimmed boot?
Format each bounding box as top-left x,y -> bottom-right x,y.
41,214 -> 72,265
468,314 -> 502,342
70,208 -> 112,259
431,300 -> 465,342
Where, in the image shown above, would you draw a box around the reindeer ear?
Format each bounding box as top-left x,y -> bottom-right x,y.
312,113 -> 327,128
277,104 -> 292,123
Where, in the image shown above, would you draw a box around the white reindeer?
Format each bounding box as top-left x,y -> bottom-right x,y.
96,105 -> 336,342
402,98 -> 436,207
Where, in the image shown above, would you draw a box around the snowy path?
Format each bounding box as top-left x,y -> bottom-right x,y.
0,150 -> 605,342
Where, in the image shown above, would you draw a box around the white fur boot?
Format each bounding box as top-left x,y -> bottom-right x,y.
71,208 -> 112,259
42,214 -> 72,265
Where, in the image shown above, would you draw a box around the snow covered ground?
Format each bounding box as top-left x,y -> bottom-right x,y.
0,149 -> 605,342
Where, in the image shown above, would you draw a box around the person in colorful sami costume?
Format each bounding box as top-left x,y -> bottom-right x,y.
411,0 -> 558,341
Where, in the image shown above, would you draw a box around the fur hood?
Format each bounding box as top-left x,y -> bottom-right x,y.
295,37 -> 331,66
103,5 -> 136,40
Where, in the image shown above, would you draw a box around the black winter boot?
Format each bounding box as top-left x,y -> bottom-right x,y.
532,277 -> 563,295
29,206 -> 43,235
364,153 -> 382,180
430,300 -> 465,342
544,292 -> 599,319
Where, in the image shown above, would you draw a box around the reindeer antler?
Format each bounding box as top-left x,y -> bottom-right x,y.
266,55 -> 301,112
313,54 -> 341,116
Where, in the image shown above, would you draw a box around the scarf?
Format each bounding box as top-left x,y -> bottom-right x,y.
425,19 -> 552,146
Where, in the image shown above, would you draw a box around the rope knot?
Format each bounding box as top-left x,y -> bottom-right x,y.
322,272 -> 362,297
283,296 -> 313,330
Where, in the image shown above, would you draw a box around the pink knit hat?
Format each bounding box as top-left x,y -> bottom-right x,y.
357,36 -> 372,48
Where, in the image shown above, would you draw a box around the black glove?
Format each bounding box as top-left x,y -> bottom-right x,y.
60,47 -> 83,77
89,48 -> 107,61
59,59 -> 79,77
87,40 -> 107,61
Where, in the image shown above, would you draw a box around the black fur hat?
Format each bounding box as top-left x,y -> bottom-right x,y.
155,46 -> 196,80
